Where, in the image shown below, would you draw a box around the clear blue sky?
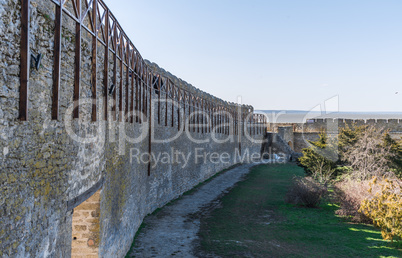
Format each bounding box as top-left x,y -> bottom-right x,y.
104,0 -> 402,112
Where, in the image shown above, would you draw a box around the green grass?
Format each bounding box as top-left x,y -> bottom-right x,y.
199,164 -> 402,257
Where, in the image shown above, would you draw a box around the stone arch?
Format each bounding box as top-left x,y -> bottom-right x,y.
288,141 -> 293,150
71,189 -> 101,257
68,179 -> 104,257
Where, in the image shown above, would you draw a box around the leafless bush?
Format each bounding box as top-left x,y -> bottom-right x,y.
343,126 -> 394,180
334,179 -> 381,223
286,176 -> 327,208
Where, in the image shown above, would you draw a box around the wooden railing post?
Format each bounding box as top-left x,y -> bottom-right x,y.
52,1 -> 63,120
103,8 -> 109,121
73,0 -> 82,119
148,71 -> 152,176
19,0 -> 30,121
90,0 -> 98,121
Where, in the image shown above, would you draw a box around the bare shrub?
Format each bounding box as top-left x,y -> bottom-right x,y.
343,126 -> 394,180
286,177 -> 327,208
334,179 -> 374,223
335,173 -> 401,224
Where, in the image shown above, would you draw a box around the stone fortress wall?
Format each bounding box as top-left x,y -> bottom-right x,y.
0,0 -> 264,257
272,118 -> 402,153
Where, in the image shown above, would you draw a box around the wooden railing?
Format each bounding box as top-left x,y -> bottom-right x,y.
18,0 -> 267,137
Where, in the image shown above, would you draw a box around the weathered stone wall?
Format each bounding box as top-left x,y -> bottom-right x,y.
1,1 -> 103,256
292,118 -> 402,133
293,132 -> 320,153
277,126 -> 294,150
99,118 -> 262,257
280,120 -> 401,153
0,0 -> 264,257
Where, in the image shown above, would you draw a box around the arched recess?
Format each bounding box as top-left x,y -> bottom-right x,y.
68,178 -> 104,257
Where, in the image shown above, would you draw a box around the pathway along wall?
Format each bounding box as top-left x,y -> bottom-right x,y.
0,0 -> 265,257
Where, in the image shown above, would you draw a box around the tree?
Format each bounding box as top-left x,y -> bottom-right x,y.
338,124 -> 367,160
298,131 -> 337,183
298,125 -> 399,182
383,134 -> 402,179
343,126 -> 394,180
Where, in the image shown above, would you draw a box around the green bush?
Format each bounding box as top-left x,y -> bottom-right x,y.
360,177 -> 402,242
298,132 -> 337,182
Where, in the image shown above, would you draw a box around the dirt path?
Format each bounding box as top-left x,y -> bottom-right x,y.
127,163 -> 259,257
